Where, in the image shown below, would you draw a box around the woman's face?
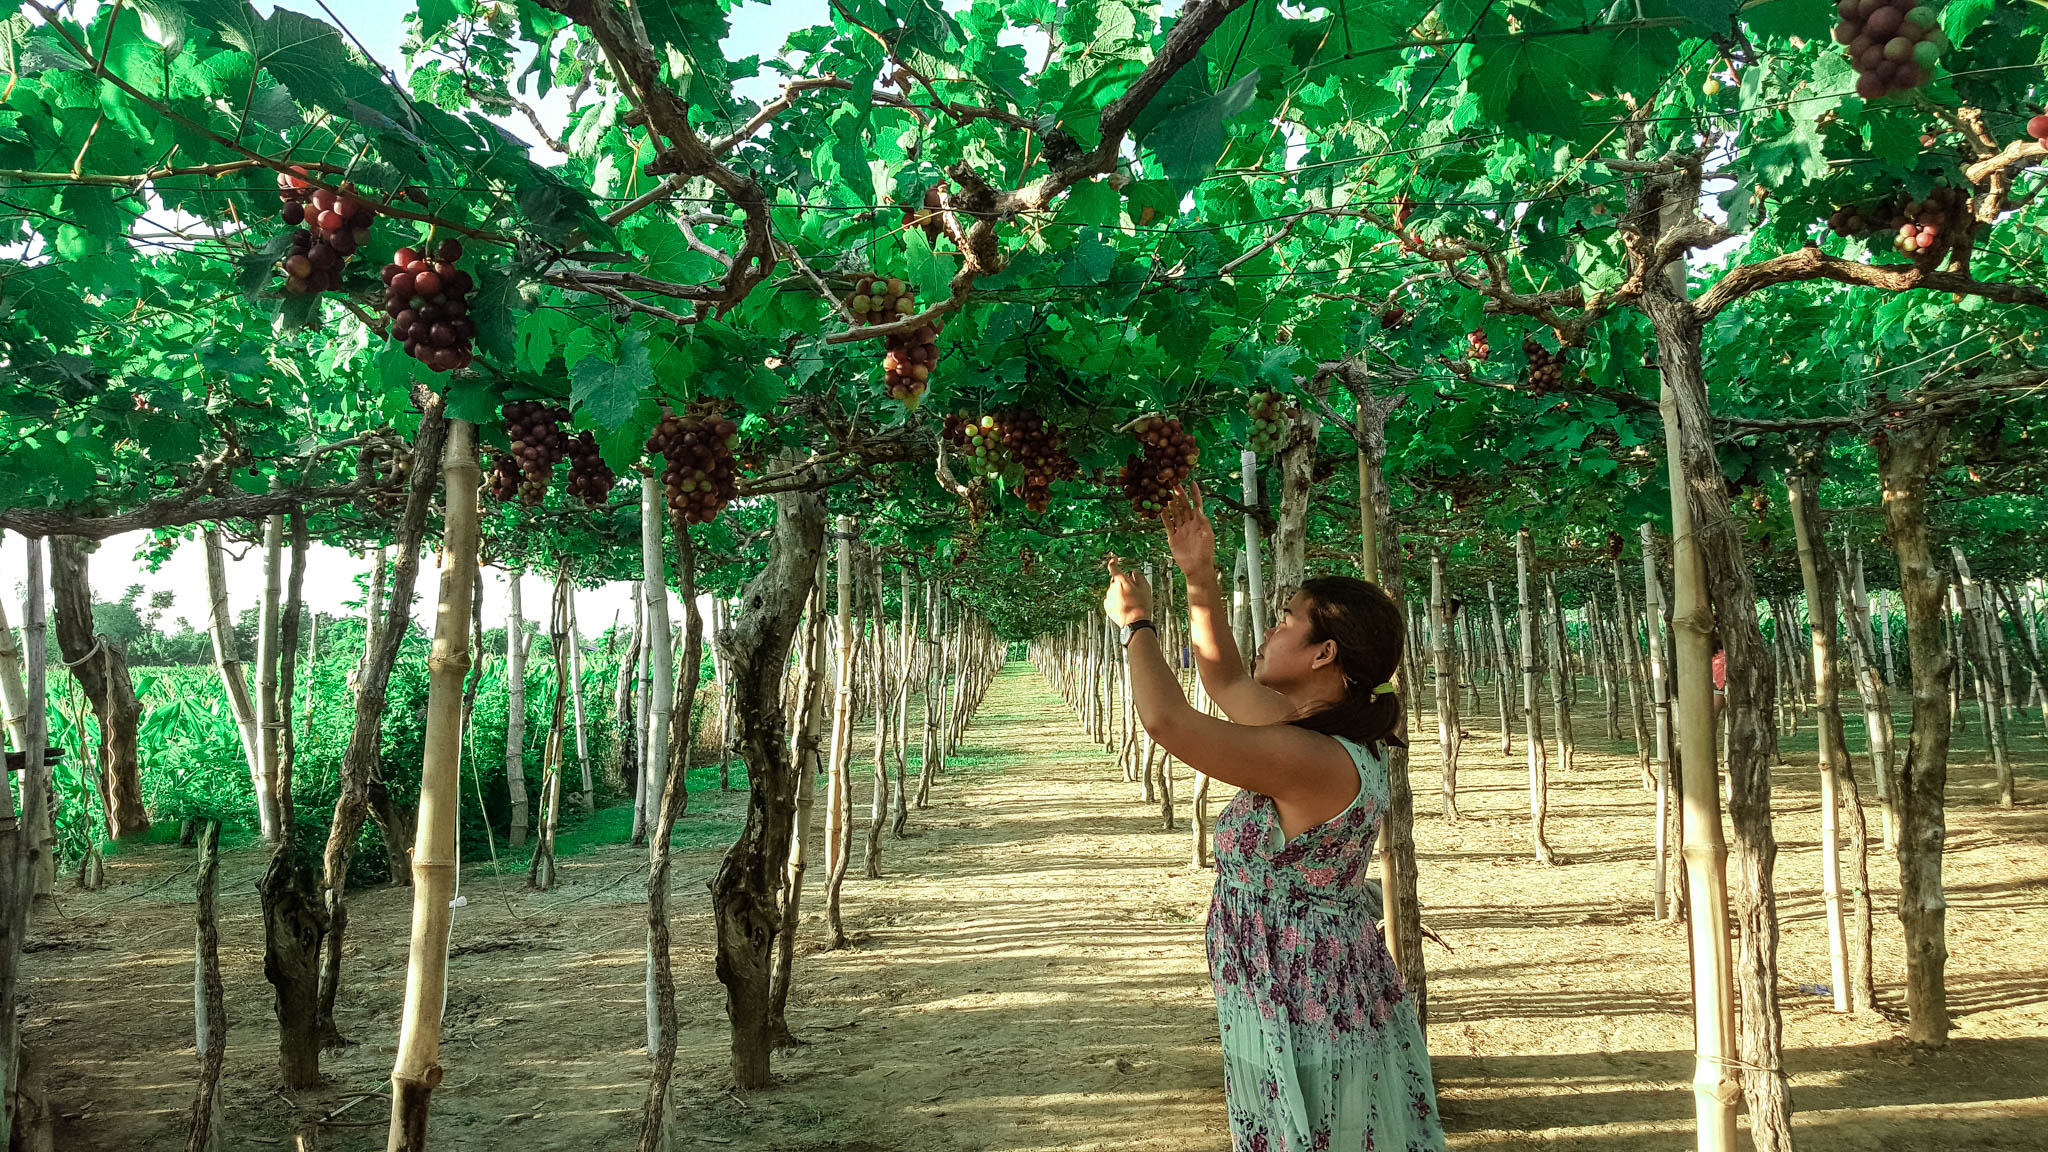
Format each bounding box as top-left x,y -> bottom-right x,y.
1253,591 -> 1337,691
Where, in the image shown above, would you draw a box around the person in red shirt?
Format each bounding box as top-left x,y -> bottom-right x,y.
1711,646 -> 1728,724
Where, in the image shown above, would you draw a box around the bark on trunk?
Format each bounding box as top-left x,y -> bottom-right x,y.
1841,548 -> 1898,850
506,572 -> 530,848
318,405 -> 445,1048
185,821 -> 225,1152
769,559 -> 829,1046
48,537 -> 148,840
256,510 -> 284,845
1949,549 -> 2013,807
1642,244 -> 1770,1148
1350,374 -> 1425,1030
528,565 -> 574,891
386,419 -> 482,1151
638,530 -> 701,1152
0,534 -> 56,1139
261,514 -> 325,1090
1486,581 -> 1513,755
1544,574 -> 1575,775
635,478 -> 675,846
1429,552 -> 1460,820
1515,530 -> 1554,865
711,481 -> 826,1090
1878,419 -> 1956,1046
822,517 -> 856,949
863,560 -> 889,878
1271,405 -> 1315,616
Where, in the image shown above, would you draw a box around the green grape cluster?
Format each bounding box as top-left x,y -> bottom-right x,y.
1248,390 -> 1289,456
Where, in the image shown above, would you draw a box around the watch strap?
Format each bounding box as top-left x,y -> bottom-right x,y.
1121,619 -> 1157,646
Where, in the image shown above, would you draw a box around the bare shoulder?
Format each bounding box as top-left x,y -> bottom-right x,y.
1208,676 -> 1294,725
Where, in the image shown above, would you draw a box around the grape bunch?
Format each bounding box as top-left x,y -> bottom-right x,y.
1116,415 -> 1199,515
384,240 -> 476,373
900,187 -> 946,242
848,274 -> 939,408
492,400 -> 573,505
1248,390 -> 1289,456
944,412 -> 1009,480
1467,328 -> 1490,362
275,169 -> 374,295
647,409 -> 741,524
1378,304 -> 1411,330
1832,0 -> 1948,99
485,453 -> 521,503
1524,338 -> 1567,396
1827,185 -> 1970,264
1889,185 -> 1970,260
996,409 -> 1079,513
564,431 -> 617,505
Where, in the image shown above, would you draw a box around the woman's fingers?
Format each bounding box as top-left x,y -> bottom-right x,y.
1189,477 -> 1204,517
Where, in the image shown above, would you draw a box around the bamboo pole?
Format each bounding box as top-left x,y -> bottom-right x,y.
387,419 -> 482,1152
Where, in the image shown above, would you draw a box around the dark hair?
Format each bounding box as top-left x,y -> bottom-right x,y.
1282,576 -> 1407,753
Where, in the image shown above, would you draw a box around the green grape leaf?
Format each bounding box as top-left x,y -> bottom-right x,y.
1139,70 -> 1260,193
571,331 -> 651,432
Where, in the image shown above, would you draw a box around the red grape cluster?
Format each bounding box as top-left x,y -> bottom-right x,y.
275,169 -> 373,294
565,431 -> 617,505
647,410 -> 741,524
489,401 -> 572,505
1890,185 -> 1970,259
1378,304 -> 1411,330
1827,185 -> 1969,263
1524,338 -> 1567,396
384,240 -> 476,373
1248,390 -> 1289,456
849,274 -> 939,409
943,412 -> 1008,480
1116,415 -> 1199,515
995,409 -> 1078,513
1467,328 -> 1490,362
1832,0 -> 1947,99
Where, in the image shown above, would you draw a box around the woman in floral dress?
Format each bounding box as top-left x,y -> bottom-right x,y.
1103,481 -> 1444,1152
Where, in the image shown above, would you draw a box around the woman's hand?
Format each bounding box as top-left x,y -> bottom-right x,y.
1103,556 -> 1154,627
1161,481 -> 1215,579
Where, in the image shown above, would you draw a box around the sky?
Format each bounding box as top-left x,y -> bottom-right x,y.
3,0 -> 830,642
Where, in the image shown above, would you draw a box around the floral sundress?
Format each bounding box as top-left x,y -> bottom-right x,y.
1206,734 -> 1446,1152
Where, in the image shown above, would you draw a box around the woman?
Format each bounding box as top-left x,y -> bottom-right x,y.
1103,480 -> 1443,1152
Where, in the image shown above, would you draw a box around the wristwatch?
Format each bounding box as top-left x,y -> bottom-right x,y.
1119,619 -> 1157,648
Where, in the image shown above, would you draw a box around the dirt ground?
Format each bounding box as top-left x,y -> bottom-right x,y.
21,664 -> 2048,1151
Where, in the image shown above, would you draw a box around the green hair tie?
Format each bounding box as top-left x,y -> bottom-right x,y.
1370,680 -> 1396,700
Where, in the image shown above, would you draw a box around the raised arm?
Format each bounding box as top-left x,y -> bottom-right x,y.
1165,482 -> 1292,725
1105,561 -> 1355,833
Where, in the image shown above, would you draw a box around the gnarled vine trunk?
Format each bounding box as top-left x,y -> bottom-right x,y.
1878,418 -> 1956,1047
711,482 -> 826,1089
48,537 -> 148,840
